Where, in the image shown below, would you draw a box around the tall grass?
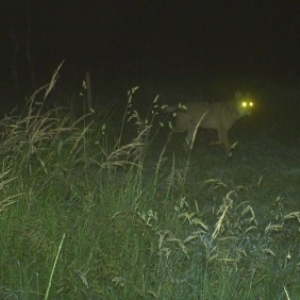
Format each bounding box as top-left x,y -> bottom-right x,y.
0,68 -> 299,299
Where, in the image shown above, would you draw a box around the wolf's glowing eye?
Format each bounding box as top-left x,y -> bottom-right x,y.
241,101 -> 254,108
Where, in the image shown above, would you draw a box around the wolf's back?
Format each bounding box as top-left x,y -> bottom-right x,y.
160,103 -> 187,114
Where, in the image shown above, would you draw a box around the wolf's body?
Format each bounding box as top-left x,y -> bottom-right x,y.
162,91 -> 253,154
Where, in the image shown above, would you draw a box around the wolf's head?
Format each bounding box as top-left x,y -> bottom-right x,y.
235,90 -> 254,116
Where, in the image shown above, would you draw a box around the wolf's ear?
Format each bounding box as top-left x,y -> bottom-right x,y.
235,90 -> 242,99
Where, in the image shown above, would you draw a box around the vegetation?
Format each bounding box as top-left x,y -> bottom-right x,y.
0,68 -> 300,299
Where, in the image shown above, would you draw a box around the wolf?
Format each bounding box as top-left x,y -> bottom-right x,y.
161,91 -> 254,155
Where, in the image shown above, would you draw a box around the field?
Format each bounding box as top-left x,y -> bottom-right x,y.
0,73 -> 300,299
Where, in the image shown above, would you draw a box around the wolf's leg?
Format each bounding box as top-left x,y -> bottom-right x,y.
209,129 -> 223,146
219,128 -> 231,154
185,125 -> 199,151
209,127 -> 231,154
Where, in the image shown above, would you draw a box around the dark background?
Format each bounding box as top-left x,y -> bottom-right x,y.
1,0 -> 300,102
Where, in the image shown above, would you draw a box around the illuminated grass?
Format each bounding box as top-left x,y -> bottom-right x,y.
0,75 -> 299,299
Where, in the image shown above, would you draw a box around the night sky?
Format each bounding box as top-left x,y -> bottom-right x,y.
1,1 -> 300,91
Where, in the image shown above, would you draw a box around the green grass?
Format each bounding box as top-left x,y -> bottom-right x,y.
0,72 -> 300,299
